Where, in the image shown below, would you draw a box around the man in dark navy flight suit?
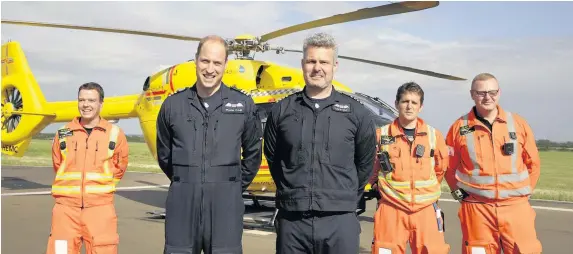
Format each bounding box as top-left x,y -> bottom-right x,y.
156,35 -> 263,254
263,32 -> 377,254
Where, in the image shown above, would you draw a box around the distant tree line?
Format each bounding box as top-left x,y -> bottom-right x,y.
536,139 -> 573,151
33,133 -> 147,143
32,133 -> 573,151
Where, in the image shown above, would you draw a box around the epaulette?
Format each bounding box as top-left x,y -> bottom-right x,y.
339,92 -> 365,106
276,90 -> 302,103
169,87 -> 188,96
229,86 -> 251,97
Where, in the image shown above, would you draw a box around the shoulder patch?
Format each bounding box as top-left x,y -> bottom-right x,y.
169,87 -> 188,96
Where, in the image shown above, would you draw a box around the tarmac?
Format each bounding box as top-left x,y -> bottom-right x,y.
2,165 -> 573,253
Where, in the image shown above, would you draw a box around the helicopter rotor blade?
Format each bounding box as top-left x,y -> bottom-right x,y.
259,1 -> 439,42
284,49 -> 466,81
1,20 -> 203,42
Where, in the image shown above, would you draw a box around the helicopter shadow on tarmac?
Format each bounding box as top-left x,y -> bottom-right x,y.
115,180 -> 279,231
1,176 -> 51,190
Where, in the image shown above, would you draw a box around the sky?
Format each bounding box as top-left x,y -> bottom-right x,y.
2,1 -> 573,142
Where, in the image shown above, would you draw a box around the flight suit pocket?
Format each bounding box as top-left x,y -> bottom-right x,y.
476,134 -> 493,161
372,241 -> 399,254
91,233 -> 119,254
464,240 -> 495,254
422,243 -> 450,254
513,239 -> 542,254
322,116 -> 354,167
47,235 -> 81,254
278,113 -> 303,168
419,150 -> 435,181
386,147 -> 404,180
172,118 -> 198,166
211,116 -> 243,167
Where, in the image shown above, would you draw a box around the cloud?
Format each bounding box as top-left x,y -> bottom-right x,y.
1,1 -> 571,142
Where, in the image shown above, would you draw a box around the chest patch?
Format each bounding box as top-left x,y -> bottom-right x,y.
58,128 -> 73,139
332,103 -> 351,113
380,135 -> 396,145
222,101 -> 245,114
459,125 -> 475,136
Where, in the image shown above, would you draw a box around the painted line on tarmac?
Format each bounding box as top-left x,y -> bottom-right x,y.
438,198 -> 573,213
1,185 -> 170,197
4,187 -> 572,213
244,229 -> 274,236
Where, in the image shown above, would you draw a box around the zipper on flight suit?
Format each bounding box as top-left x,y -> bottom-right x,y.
310,112 -> 317,210
82,134 -> 89,208
406,133 -> 415,209
94,141 -> 98,166
202,113 -> 209,184
325,116 -> 331,151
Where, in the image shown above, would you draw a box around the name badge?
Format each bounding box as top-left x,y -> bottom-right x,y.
58,128 -> 73,139
223,101 -> 245,114
332,103 -> 351,113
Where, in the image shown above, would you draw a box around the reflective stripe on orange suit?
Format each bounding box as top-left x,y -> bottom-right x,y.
445,106 -> 542,254
46,117 -> 129,254
371,118 -> 450,254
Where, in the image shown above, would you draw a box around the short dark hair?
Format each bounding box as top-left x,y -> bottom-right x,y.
78,82 -> 104,102
396,81 -> 424,105
195,35 -> 229,61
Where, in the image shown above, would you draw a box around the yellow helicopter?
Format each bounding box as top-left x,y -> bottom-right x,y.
1,1 -> 465,213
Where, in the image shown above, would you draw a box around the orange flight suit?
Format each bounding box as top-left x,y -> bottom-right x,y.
445,106 -> 542,254
371,118 -> 450,254
46,117 -> 129,254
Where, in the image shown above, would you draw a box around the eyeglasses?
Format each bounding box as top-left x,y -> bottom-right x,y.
472,89 -> 499,97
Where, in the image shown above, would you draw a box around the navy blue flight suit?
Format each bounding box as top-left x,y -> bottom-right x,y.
263,88 -> 377,254
156,84 -> 263,254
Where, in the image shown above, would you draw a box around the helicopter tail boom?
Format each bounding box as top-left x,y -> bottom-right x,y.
1,41 -> 56,157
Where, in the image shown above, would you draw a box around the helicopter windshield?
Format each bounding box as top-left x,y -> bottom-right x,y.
340,92 -> 397,127
255,92 -> 397,129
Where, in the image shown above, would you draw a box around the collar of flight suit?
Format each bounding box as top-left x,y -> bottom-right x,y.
67,116 -> 112,133
466,104 -> 509,128
388,117 -> 430,139
296,86 -> 342,111
186,82 -> 230,101
186,82 -> 231,111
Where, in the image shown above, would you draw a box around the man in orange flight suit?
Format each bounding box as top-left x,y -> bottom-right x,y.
371,82 -> 450,254
46,82 -> 129,254
445,73 -> 542,254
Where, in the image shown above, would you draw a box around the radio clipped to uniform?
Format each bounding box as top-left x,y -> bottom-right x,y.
414,144 -> 425,158
502,131 -> 517,156
378,151 -> 393,173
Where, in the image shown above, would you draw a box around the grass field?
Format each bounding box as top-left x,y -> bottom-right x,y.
3,139 -> 573,202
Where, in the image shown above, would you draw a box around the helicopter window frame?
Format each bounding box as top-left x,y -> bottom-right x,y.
339,92 -> 397,124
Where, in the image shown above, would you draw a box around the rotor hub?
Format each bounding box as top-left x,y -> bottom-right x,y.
2,102 -> 15,118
